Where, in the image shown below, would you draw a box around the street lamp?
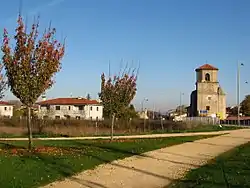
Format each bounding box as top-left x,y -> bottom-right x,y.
141,98 -> 148,112
141,98 -> 148,132
237,61 -> 244,126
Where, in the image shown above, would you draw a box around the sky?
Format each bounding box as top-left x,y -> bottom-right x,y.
0,0 -> 250,112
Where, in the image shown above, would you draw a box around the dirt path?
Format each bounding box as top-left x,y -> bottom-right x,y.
0,130 -> 232,141
42,129 -> 250,188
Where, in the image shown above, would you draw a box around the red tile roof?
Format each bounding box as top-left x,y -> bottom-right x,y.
195,64 -> 219,71
36,98 -> 100,105
0,101 -> 12,106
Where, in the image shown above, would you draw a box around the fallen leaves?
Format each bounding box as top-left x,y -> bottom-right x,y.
0,146 -> 84,156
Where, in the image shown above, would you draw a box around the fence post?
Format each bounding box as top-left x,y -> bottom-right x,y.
143,118 -> 146,132
95,121 -> 98,135
161,117 -> 164,130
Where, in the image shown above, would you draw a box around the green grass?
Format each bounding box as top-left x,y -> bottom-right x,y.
0,124 -> 243,138
169,142 -> 250,188
0,135 -> 218,188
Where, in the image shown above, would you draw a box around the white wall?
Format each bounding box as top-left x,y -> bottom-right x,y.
38,104 -> 103,120
0,105 -> 13,117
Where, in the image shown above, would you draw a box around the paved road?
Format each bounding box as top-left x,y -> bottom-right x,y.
42,129 -> 250,188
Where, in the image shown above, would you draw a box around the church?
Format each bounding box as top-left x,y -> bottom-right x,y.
189,64 -> 226,120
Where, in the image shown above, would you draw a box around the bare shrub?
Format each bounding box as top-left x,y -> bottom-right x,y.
0,117 -> 212,137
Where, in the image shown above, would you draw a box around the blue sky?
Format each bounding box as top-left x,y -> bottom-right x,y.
1,0 -> 250,111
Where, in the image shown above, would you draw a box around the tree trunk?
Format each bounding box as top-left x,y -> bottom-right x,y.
129,118 -> 132,133
111,113 -> 115,141
143,117 -> 146,132
27,106 -> 33,150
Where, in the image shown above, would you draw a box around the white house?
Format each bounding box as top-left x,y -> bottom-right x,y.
138,109 -> 149,119
36,97 -> 103,120
0,101 -> 13,118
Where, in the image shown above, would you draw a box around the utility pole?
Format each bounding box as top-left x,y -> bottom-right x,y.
237,61 -> 244,126
108,60 -> 111,78
141,98 -> 148,112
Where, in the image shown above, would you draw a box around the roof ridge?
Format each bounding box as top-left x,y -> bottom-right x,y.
36,97 -> 100,105
195,64 -> 218,71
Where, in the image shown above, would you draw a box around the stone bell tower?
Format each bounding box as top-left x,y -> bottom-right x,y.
190,64 -> 226,119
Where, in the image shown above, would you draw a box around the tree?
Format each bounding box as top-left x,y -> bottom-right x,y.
1,15 -> 65,150
241,95 -> 250,116
226,106 -> 238,116
0,64 -> 7,99
122,104 -> 138,119
86,93 -> 91,100
99,66 -> 138,119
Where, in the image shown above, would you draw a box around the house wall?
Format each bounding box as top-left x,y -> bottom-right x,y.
197,91 -> 226,119
38,104 -> 103,120
0,105 -> 13,117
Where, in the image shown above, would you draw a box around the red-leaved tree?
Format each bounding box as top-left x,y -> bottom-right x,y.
99,66 -> 138,140
0,64 -> 7,99
99,66 -> 138,118
1,15 -> 65,149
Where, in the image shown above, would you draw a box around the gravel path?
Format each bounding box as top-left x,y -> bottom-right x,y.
42,129 -> 250,188
0,130 -> 232,141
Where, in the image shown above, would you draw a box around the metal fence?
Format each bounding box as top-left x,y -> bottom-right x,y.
182,117 -> 220,125
221,119 -> 250,126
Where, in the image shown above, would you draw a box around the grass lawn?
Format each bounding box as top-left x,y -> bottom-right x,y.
169,141 -> 250,188
0,135 -> 218,188
0,124 -> 243,138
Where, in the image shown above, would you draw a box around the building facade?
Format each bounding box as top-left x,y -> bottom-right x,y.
190,64 -> 226,120
0,101 -> 13,117
37,97 -> 103,120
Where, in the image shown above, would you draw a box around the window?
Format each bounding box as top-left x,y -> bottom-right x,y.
96,117 -> 98,121
90,106 -> 93,111
206,106 -> 210,111
208,97 -> 211,100
96,107 -> 99,111
79,105 -> 84,110
205,73 -> 210,81
4,107 -> 7,111
46,105 -> 50,110
76,116 -> 80,120
68,106 -> 71,110
65,115 -> 70,119
90,116 -> 92,120
55,106 -> 60,110
43,115 -> 48,119
55,116 -> 60,119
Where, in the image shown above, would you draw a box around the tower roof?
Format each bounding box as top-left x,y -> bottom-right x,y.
195,64 -> 219,71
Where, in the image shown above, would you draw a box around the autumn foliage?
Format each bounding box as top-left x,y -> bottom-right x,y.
1,14 -> 65,149
240,95 -> 250,116
99,67 -> 138,118
1,15 -> 65,106
0,64 -> 7,99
